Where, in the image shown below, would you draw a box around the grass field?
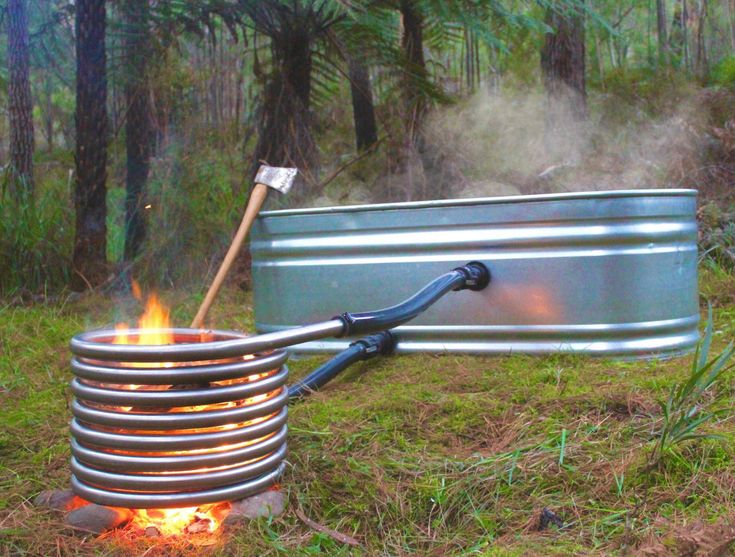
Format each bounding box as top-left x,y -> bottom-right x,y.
1,268 -> 735,556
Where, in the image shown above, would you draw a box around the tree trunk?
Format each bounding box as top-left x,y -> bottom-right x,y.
122,0 -> 151,262
400,0 -> 427,146
682,0 -> 690,71
72,0 -> 108,290
594,31 -> 605,80
43,74 -> 54,152
540,2 -> 587,122
7,0 -> 35,202
347,52 -> 378,152
253,28 -> 317,192
695,0 -> 707,76
726,0 -> 735,52
656,0 -> 669,63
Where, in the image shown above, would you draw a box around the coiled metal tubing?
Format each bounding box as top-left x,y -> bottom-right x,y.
68,263 -> 491,509
69,328 -> 289,509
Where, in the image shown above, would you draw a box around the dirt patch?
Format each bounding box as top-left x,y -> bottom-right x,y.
636,517 -> 735,556
601,392 -> 657,420
443,411 -> 522,457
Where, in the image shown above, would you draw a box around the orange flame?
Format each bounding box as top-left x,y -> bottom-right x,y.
112,284 -> 230,536
114,286 -> 173,347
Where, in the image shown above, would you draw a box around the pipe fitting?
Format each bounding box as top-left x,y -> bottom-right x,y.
288,331 -> 396,399
453,261 -> 491,291
350,331 -> 397,358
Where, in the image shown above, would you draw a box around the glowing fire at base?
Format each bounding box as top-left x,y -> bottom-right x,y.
112,288 -> 230,536
131,503 -> 231,536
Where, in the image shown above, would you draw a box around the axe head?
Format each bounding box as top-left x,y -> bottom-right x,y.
255,165 -> 298,195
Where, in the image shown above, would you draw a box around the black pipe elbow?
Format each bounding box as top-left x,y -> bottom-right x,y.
337,261 -> 491,337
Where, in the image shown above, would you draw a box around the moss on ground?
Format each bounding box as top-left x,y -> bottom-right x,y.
1,269 -> 735,556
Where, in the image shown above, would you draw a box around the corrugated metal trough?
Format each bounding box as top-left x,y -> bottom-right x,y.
251,189 -> 699,358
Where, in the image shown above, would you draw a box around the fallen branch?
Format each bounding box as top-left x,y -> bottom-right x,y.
295,507 -> 361,547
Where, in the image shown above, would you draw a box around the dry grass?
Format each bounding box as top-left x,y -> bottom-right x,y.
1,270 -> 735,556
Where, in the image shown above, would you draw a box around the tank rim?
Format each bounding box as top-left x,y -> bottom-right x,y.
259,188 -> 697,218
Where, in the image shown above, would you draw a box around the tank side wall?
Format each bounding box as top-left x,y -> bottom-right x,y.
250,193 -> 699,357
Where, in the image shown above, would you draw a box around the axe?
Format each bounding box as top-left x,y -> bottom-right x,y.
190,165 -> 297,329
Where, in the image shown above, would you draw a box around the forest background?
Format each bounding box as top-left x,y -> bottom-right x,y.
1,0 -> 734,296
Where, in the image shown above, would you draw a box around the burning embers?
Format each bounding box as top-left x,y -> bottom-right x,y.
66,294 -> 288,536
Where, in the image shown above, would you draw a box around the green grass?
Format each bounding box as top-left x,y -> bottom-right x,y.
1,271 -> 735,556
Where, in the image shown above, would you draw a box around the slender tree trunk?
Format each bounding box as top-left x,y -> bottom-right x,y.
646,0 -> 653,65
728,0 -> 735,52
72,0 -> 108,290
475,32 -> 481,89
329,30 -> 378,152
608,34 -> 616,67
593,32 -> 604,81
7,0 -> 35,202
465,27 -> 472,91
695,0 -> 707,76
122,0 -> 151,262
400,0 -> 427,146
326,36 -> 378,153
44,74 -> 54,152
209,37 -> 219,128
540,2 -> 587,122
397,0 -> 429,198
656,0 -> 669,63
253,28 -> 317,191
348,58 -> 378,151
541,1 -> 587,165
234,52 -> 244,141
682,0 -> 690,71
459,32 -> 465,96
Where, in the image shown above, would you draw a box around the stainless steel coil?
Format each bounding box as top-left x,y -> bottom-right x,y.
69,328 -> 288,509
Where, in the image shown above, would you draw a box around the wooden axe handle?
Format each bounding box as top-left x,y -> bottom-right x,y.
190,183 -> 269,329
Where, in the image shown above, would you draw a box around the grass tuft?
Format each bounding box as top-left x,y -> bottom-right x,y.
649,305 -> 735,469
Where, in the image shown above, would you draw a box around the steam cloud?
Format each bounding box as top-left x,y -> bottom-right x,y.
425,86 -> 705,198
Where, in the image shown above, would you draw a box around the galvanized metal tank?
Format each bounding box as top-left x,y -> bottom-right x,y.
250,189 -> 699,358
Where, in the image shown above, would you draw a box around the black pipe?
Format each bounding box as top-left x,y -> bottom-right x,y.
337,261 -> 490,337
288,331 -> 396,399
289,261 -> 491,398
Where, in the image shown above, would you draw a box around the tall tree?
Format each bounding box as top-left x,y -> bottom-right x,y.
694,0 -> 707,75
347,53 -> 378,151
399,0 -> 427,147
241,2 -> 343,192
330,29 -> 378,152
122,0 -> 152,262
72,0 -> 108,290
7,0 -> 35,201
656,0 -> 669,63
540,2 -> 587,122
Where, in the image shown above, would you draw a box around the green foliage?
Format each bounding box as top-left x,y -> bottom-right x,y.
106,186 -> 126,263
649,306 -> 735,467
710,55 -> 735,87
597,66 -> 696,118
698,202 -> 735,271
129,140 -> 249,288
0,165 -> 74,295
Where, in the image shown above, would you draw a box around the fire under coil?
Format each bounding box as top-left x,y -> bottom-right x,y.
69,328 -> 288,508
